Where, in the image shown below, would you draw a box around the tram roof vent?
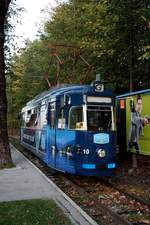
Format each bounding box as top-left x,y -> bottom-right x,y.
96,74 -> 101,82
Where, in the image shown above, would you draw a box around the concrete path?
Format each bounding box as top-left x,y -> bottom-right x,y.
0,144 -> 98,225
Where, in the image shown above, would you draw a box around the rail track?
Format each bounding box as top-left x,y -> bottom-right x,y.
61,175 -> 150,225
101,178 -> 150,208
10,138 -> 150,225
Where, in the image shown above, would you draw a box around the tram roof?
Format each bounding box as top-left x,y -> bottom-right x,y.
116,88 -> 150,99
21,84 -> 114,112
27,84 -> 89,104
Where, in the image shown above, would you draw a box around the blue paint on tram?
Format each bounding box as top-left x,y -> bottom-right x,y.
20,82 -> 116,176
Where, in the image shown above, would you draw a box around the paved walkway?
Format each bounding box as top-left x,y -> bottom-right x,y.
0,144 -> 98,225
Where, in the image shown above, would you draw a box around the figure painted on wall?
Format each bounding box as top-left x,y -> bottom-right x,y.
128,95 -> 149,154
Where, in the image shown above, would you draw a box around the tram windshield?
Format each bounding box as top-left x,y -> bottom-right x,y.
87,105 -> 113,131
69,105 -> 114,131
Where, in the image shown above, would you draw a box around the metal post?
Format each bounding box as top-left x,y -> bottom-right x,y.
96,74 -> 101,82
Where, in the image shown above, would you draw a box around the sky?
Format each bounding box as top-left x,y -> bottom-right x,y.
10,0 -> 65,50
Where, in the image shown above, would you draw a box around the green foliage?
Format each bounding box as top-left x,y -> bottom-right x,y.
5,0 -> 24,60
44,0 -> 149,87
7,39 -> 49,127
7,0 -> 150,127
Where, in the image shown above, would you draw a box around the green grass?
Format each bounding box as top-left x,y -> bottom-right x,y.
0,162 -> 15,170
0,199 -> 73,225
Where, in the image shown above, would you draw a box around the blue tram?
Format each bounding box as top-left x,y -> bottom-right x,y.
20,81 -> 116,176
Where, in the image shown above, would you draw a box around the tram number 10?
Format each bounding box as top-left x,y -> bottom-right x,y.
83,149 -> 90,155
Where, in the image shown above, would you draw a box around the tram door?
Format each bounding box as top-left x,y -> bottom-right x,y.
49,102 -> 57,167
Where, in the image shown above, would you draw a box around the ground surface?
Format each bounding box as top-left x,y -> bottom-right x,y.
0,199 -> 73,225
9,137 -> 150,225
0,143 -> 98,225
113,154 -> 150,201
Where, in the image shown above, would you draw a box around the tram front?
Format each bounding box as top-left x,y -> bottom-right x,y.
74,83 -> 116,176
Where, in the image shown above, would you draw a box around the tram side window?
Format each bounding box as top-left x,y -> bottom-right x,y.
58,107 -> 66,129
40,104 -> 47,127
69,106 -> 84,130
50,111 -> 55,128
50,103 -> 55,129
25,110 -> 31,127
34,107 -> 40,127
21,113 -> 26,127
26,109 -> 38,127
26,110 -> 31,123
28,114 -> 37,127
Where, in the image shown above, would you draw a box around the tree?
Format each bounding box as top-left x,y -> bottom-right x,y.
0,0 -> 12,166
7,0 -> 150,127
44,0 -> 149,92
7,39 -> 49,125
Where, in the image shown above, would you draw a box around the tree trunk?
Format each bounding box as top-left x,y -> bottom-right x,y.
0,0 -> 12,165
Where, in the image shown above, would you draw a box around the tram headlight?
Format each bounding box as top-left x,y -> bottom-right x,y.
97,149 -> 106,158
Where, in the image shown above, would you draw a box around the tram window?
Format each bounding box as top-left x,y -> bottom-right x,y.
26,108 -> 38,127
27,113 -> 37,127
34,107 -> 40,127
50,103 -> 55,129
58,107 -> 66,129
69,106 -> 84,130
26,110 -> 31,124
50,110 -> 55,128
21,113 -> 26,127
40,105 -> 47,127
87,106 -> 112,131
